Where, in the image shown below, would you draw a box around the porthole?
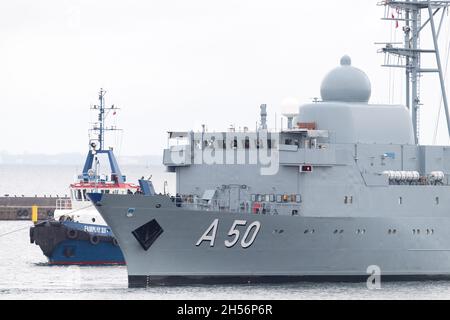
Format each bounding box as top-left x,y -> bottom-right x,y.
126,208 -> 136,218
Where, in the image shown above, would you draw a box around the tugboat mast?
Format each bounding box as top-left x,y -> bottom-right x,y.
380,0 -> 450,144
81,89 -> 124,184
90,88 -> 121,152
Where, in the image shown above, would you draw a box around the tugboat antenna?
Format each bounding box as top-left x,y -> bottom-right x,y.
90,88 -> 122,151
82,89 -> 124,184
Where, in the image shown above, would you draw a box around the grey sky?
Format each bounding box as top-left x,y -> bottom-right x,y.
1,0 -> 450,156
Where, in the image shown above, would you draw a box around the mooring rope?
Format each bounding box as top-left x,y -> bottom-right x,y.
0,225 -> 31,239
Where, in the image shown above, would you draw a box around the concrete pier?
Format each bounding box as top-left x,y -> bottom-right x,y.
0,197 -> 69,221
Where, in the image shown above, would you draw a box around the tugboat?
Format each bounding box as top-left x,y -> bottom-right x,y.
30,89 -> 152,265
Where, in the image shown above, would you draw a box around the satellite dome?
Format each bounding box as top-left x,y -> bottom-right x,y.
281,97 -> 300,116
320,55 -> 371,103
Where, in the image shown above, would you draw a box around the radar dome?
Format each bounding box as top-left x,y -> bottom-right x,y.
281,97 -> 300,116
320,55 -> 371,103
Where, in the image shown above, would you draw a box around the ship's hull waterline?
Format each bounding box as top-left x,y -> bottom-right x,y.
93,194 -> 450,288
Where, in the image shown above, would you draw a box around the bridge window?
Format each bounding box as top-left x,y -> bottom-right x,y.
436,197 -> 440,205
256,140 -> 264,149
244,138 -> 250,149
399,197 -> 403,205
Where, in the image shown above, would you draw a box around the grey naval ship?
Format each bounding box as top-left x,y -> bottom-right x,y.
90,1 -> 450,287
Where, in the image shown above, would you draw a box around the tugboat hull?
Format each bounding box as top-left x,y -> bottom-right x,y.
30,220 -> 125,265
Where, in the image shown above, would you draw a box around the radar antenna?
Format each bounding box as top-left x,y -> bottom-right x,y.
89,88 -> 122,151
378,0 -> 450,144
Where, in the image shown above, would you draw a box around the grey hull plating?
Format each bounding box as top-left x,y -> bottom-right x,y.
94,194 -> 450,287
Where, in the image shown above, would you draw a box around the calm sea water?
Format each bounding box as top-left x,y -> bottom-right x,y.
1,165 -> 450,300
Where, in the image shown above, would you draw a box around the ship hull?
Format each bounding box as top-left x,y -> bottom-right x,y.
92,194 -> 450,287
30,220 -> 125,266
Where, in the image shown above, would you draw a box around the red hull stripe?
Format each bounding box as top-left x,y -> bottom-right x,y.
49,261 -> 126,266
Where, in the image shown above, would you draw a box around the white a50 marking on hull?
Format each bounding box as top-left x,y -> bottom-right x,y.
196,219 -> 261,249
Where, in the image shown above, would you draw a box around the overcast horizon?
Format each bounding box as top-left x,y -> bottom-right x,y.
2,0 -> 450,156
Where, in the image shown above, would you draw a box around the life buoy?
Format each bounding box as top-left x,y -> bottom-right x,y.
252,202 -> 262,214
112,238 -> 119,247
90,235 -> 100,245
67,229 -> 78,240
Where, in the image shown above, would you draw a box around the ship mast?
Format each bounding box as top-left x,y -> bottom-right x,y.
90,88 -> 121,151
82,89 -> 124,184
379,0 -> 450,144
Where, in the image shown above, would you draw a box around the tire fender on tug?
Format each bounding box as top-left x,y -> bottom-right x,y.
90,235 -> 100,245
67,229 -> 78,240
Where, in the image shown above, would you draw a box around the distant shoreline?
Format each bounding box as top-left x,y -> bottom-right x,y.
0,153 -> 162,166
